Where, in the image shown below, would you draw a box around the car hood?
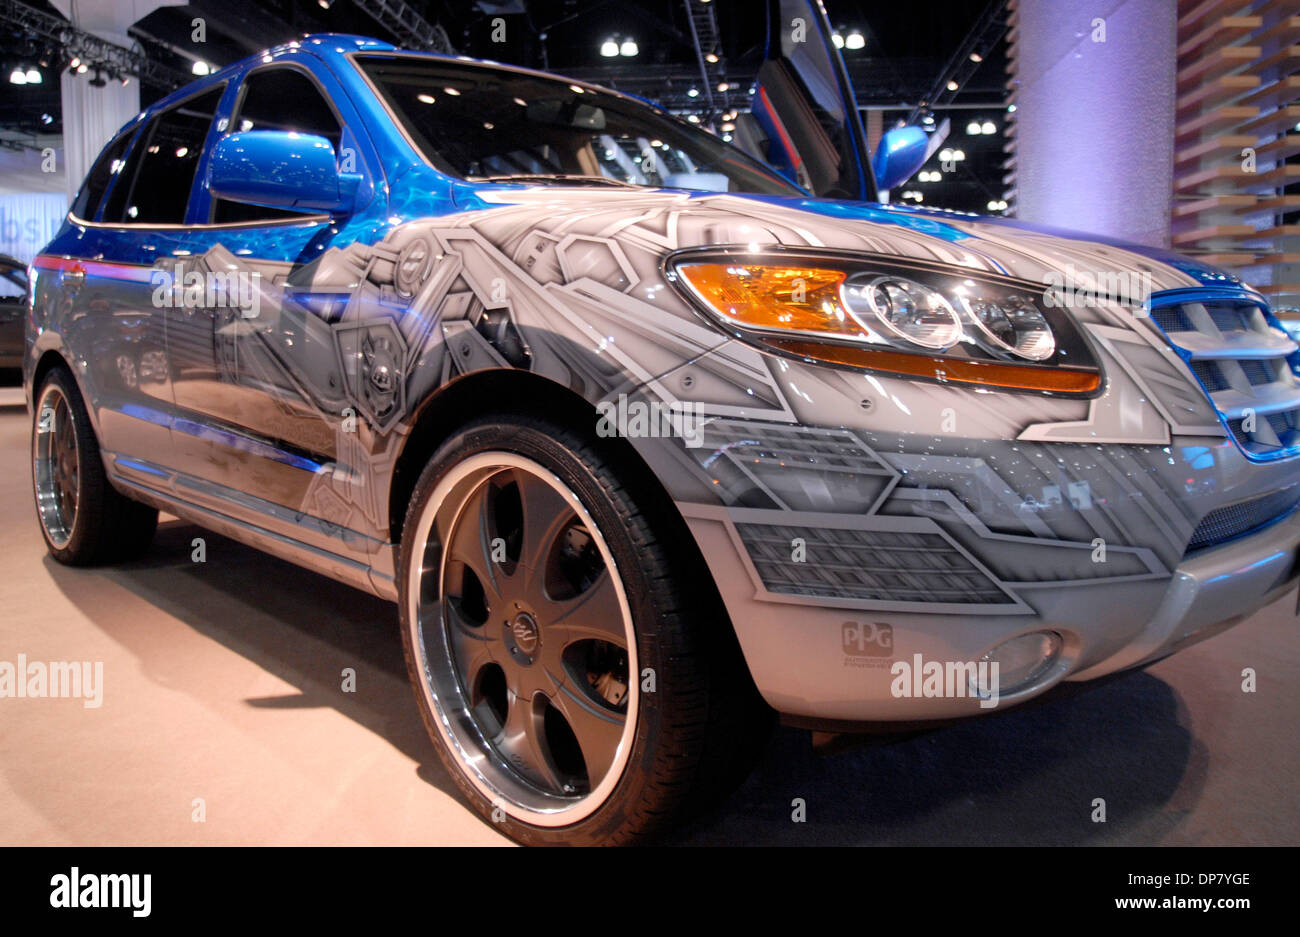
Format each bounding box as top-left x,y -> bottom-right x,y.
453,182 -> 1247,301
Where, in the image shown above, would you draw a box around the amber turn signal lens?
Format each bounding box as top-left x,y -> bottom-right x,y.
676,263 -> 860,338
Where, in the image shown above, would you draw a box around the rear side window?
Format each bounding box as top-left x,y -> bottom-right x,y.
103,86 -> 225,225
213,67 -> 343,223
71,129 -> 136,221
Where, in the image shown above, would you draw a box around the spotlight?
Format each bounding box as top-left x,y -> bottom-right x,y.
832,33 -> 844,49
69,57 -> 79,68
981,120 -> 996,134
600,38 -> 619,57
9,68 -> 26,85
969,52 -> 983,62
845,30 -> 864,50
76,63 -> 87,74
318,0 -> 335,8
947,79 -> 959,91
687,87 -> 699,98
620,38 -> 638,56
40,112 -> 52,124
717,81 -> 728,92
191,61 -> 210,75
705,52 -> 718,64
967,121 -> 982,135
25,68 -> 41,84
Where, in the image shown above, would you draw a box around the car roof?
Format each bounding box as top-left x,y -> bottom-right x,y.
120,33 -> 671,139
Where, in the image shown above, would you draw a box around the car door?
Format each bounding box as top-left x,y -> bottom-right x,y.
734,0 -> 876,201
39,88 -> 224,471
161,58 -> 390,542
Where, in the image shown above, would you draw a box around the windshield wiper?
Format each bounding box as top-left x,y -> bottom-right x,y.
469,173 -> 639,188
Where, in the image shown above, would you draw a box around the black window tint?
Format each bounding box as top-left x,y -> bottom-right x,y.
71,129 -> 136,220
213,67 -> 342,223
231,67 -> 340,146
103,86 -> 224,225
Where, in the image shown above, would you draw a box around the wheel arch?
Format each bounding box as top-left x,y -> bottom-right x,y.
387,367 -> 738,637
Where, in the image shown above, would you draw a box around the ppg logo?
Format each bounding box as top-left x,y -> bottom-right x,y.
842,621 -> 893,657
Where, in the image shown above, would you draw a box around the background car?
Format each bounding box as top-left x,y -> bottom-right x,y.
0,253 -> 27,379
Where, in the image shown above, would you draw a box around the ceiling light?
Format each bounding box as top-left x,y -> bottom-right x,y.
845,31 -> 865,50
832,33 -> 845,49
687,114 -> 700,123
25,68 -> 41,84
443,87 -> 460,95
705,52 -> 718,64
969,52 -> 983,62
947,79 -> 959,91
967,121 -> 981,135
9,69 -> 26,85
952,149 -> 965,160
717,81 -> 729,92
620,38 -> 638,56
191,61 -> 210,75
687,87 -> 699,98
76,63 -> 87,74
417,93 -> 435,104
1008,103 -> 1017,113
939,148 -> 953,161
981,121 -> 996,134
600,39 -> 619,57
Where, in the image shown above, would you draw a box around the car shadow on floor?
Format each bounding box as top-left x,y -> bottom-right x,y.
46,518 -> 1201,845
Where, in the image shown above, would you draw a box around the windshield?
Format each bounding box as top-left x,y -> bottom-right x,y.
355,53 -> 803,197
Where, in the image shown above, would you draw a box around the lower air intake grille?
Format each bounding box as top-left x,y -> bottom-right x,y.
1186,487 -> 1300,553
735,522 -> 1011,604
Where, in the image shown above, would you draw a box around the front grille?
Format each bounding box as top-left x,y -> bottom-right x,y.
1186,487 -> 1300,552
734,521 -> 1014,604
1150,291 -> 1300,460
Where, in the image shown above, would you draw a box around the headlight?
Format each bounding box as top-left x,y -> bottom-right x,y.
667,250 -> 1102,395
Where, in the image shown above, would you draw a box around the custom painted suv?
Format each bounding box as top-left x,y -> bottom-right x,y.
26,6 -> 1300,844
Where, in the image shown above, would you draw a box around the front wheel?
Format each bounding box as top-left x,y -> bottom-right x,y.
398,415 -> 769,844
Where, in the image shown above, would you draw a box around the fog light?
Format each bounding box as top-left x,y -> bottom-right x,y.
977,631 -> 1063,695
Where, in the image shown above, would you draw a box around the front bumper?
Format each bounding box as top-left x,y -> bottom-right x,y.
681,497 -> 1299,721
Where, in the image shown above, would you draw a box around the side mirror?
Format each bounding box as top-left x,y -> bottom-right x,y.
872,126 -> 929,193
207,131 -> 360,214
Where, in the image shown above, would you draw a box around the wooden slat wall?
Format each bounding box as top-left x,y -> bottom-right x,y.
1003,0 -> 1019,213
1174,0 -> 1299,304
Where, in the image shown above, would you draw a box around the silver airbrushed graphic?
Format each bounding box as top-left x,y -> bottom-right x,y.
66,186 -> 1300,722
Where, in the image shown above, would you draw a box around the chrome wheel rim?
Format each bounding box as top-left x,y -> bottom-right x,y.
407,452 -> 638,826
33,384 -> 79,549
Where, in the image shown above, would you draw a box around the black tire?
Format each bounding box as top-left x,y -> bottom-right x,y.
31,366 -> 158,565
397,413 -> 771,845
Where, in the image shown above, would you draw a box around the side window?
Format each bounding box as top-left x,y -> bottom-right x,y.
71,128 -> 136,221
102,86 -> 224,225
213,67 -> 343,224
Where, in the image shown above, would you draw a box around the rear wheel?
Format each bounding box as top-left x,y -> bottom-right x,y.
398,414 -> 770,844
32,367 -> 157,565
